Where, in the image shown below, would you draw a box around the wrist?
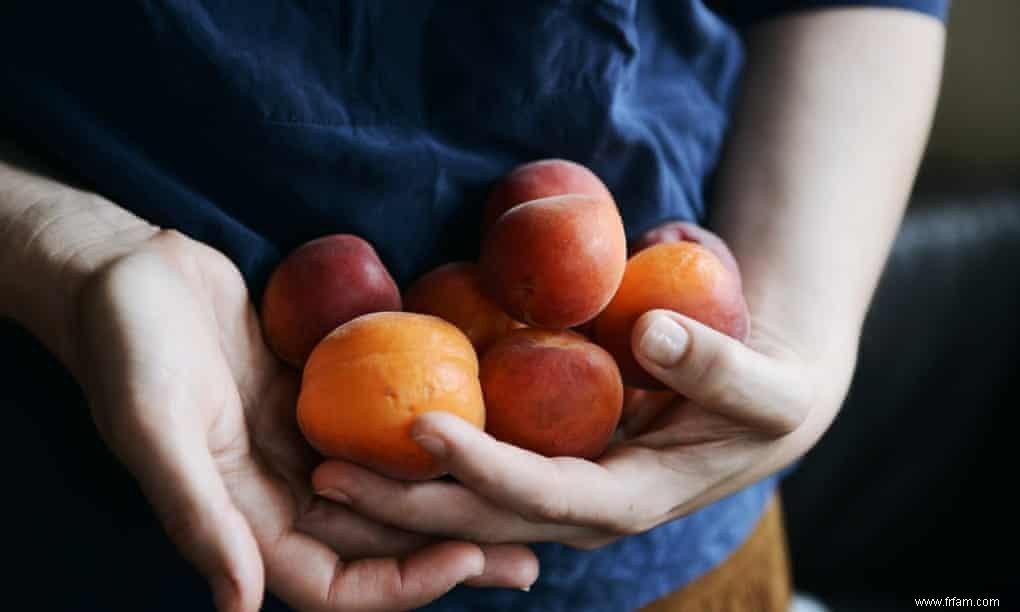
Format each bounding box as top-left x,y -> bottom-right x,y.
1,164 -> 158,367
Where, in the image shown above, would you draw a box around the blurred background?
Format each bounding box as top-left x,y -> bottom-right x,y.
781,1 -> 1019,609
925,0 -> 1020,170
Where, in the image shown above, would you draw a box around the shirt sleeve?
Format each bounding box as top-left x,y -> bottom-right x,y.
715,0 -> 950,27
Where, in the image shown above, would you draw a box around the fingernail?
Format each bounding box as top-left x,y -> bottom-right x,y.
414,434 -> 447,457
639,316 -> 688,367
520,585 -> 533,592
316,488 -> 352,505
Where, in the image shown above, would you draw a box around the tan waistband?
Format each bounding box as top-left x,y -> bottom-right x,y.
640,495 -> 791,612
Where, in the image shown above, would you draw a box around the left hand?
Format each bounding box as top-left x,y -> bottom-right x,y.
312,307 -> 852,550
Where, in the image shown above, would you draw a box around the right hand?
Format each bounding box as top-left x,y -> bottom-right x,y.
66,229 -> 538,611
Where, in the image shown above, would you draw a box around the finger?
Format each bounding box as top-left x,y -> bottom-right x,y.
110,423 -> 264,612
313,460 -> 595,544
299,482 -> 539,592
319,413 -> 638,532
300,492 -> 540,590
631,310 -> 809,434
464,545 -> 540,590
296,497 -> 436,558
267,530 -> 489,612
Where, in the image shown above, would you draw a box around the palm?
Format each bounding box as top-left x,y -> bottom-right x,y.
73,232 -> 527,612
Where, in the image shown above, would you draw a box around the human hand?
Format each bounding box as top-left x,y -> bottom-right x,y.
69,230 -> 537,611
311,306 -> 851,550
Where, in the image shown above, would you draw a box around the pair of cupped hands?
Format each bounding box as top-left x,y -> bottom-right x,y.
72,228 -> 830,612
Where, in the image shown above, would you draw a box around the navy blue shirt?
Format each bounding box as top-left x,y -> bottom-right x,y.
0,1 -> 948,610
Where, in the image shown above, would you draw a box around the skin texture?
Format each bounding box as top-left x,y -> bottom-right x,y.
0,150 -> 539,611
261,234 -> 401,368
593,242 -> 749,389
403,262 -> 523,352
481,158 -> 615,236
298,312 -> 485,481
479,193 -> 627,329
314,9 -> 945,554
480,329 -> 623,460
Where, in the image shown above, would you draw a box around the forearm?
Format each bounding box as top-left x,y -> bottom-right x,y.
711,8 -> 945,406
0,139 -> 157,367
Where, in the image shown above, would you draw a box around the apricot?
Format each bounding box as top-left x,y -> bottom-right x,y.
479,194 -> 627,329
480,329 -> 623,459
261,234 -> 401,368
297,312 -> 485,481
593,242 -> 750,390
403,262 -> 523,352
482,158 -> 614,235
631,221 -> 742,285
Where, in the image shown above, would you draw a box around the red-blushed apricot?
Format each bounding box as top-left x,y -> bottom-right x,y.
631,221 -> 742,286
261,234 -> 401,368
403,262 -> 524,352
479,194 -> 627,329
593,242 -> 750,390
480,329 -> 623,459
297,312 -> 485,481
482,158 -> 614,235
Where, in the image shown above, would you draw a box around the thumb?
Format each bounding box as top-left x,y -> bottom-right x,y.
107,421 -> 265,612
631,309 -> 808,435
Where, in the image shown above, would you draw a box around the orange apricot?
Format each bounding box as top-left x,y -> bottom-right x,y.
593,242 -> 749,389
631,221 -> 742,286
297,312 -> 484,480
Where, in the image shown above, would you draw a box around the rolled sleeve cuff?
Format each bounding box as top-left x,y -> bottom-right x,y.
719,0 -> 950,27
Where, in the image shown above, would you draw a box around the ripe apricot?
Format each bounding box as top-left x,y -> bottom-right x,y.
261,234 -> 401,368
593,242 -> 750,389
403,262 -> 523,352
297,312 -> 484,480
482,158 -> 614,235
480,329 -> 623,459
631,221 -> 742,286
479,194 -> 627,329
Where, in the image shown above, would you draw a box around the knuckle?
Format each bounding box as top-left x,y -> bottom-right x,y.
694,348 -> 746,411
759,366 -> 816,436
464,463 -> 499,492
522,492 -> 571,524
599,506 -> 651,537
778,379 -> 816,433
519,460 -> 575,524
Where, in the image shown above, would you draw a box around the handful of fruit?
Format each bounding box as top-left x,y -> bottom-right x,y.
260,159 -> 749,481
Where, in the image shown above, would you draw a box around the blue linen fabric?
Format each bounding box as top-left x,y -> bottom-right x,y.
0,2 -> 947,610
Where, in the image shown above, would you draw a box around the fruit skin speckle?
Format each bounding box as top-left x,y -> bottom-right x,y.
298,312 -> 484,481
